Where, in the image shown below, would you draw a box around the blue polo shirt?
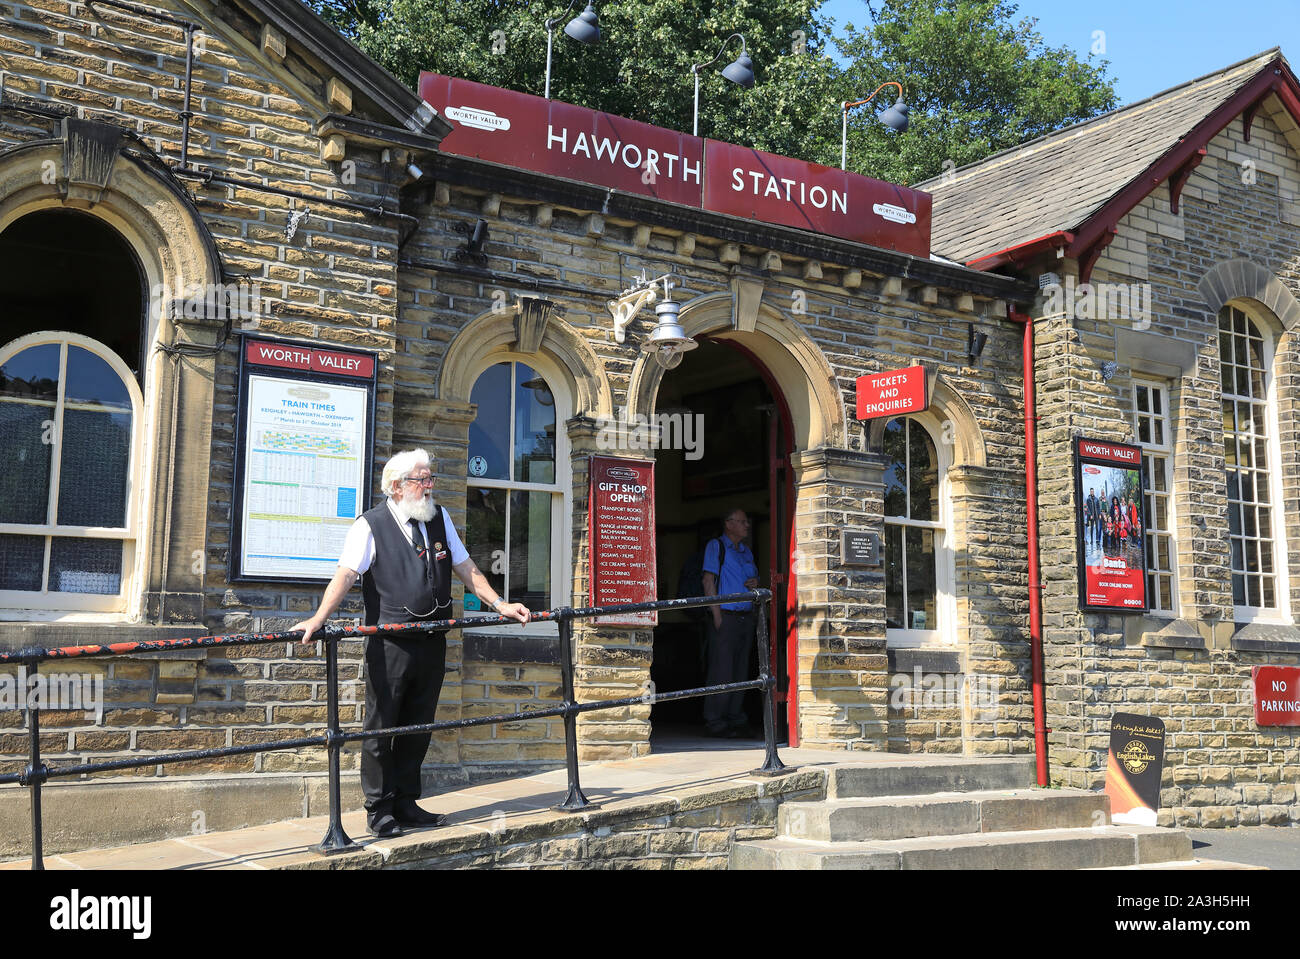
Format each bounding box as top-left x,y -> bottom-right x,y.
703,536 -> 759,611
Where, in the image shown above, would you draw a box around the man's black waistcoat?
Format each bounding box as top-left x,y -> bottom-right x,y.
360,503 -> 453,626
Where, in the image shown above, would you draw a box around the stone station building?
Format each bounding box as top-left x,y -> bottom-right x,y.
0,0 -> 1294,841
924,49 -> 1300,826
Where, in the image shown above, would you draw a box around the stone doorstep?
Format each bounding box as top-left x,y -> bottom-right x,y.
828,756 -> 1037,798
730,824 -> 1194,871
777,788 -> 1108,842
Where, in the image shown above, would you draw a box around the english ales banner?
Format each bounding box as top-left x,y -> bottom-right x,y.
1105,713 -> 1166,826
1074,438 -> 1148,612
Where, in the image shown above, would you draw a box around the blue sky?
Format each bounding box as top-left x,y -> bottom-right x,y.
820,0 -> 1300,105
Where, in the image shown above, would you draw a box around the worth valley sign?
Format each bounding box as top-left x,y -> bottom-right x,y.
420,73 -> 932,258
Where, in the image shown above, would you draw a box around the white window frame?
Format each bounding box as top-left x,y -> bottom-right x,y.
463,354 -> 572,638
1131,379 -> 1178,617
1220,305 -> 1291,624
883,415 -> 956,648
0,332 -> 143,616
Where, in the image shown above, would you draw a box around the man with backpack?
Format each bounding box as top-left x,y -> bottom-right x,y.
701,508 -> 761,738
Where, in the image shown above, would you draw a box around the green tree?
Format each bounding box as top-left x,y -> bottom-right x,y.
308,0 -> 1116,187
837,0 -> 1117,184
311,0 -> 843,161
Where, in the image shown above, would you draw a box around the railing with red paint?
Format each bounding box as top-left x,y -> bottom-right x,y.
0,590 -> 784,868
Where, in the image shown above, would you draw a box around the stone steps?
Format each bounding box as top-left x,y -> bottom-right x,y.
730,756 -> 1209,870
731,823 -> 1192,870
779,788 -> 1107,842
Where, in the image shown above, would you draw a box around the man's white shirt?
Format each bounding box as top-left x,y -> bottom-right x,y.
337,497 -> 469,575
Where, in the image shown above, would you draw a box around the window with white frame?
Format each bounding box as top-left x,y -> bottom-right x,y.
883,417 -> 951,645
1132,381 -> 1177,614
1219,305 -> 1287,619
0,333 -> 141,613
465,360 -> 568,621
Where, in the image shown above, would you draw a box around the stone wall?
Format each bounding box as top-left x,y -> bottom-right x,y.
1033,106 -> 1300,826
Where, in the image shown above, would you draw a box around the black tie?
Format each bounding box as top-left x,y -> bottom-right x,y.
409,519 -> 428,569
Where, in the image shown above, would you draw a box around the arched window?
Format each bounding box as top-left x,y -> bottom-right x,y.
465,360 -> 568,620
882,417 -> 951,645
0,333 -> 141,613
1219,306 -> 1288,620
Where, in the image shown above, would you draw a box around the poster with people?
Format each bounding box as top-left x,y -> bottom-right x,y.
1074,438 -> 1148,612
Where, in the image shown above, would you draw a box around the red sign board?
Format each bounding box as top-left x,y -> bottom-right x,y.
1075,437 -> 1148,612
855,365 -> 928,420
244,338 -> 375,379
1254,666 -> 1300,725
703,141 -> 931,257
419,72 -> 931,256
419,73 -> 704,207
588,456 -> 657,626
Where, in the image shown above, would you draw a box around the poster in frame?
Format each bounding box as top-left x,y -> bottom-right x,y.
1074,437 -> 1149,613
230,334 -> 378,584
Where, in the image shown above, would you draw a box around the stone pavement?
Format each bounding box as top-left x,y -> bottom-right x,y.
0,743 -> 848,870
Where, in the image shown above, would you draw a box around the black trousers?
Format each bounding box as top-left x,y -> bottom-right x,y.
703,611 -> 755,731
361,631 -> 447,813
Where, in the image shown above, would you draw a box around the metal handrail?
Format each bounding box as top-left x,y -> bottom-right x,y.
2,590 -> 788,867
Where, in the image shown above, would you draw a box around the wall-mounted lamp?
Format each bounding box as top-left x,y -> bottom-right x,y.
841,81 -> 909,169
454,218 -> 489,265
607,272 -> 698,368
544,1 -> 600,100
692,33 -> 755,137
968,323 -> 988,366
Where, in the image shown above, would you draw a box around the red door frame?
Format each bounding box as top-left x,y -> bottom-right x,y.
706,337 -> 800,746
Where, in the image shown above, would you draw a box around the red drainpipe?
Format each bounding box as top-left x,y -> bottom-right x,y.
1010,307 -> 1049,787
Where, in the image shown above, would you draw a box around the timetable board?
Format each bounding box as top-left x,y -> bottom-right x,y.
231,336 -> 377,583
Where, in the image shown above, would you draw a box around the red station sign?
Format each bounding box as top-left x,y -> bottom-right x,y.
244,338 -> 376,379
855,364 -> 929,420
1254,666 -> 1300,726
588,456 -> 658,626
419,72 -> 932,257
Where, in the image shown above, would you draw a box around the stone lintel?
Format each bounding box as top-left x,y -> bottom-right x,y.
1116,328 -> 1197,380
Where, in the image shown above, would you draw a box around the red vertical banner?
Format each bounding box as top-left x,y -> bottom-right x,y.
588,456 -> 657,626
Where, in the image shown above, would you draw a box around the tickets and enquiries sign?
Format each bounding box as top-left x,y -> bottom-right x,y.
855,364 -> 929,421
588,456 -> 657,626
231,335 -> 377,583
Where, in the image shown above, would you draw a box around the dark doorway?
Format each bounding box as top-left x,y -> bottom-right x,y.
649,338 -> 793,749
0,209 -> 146,377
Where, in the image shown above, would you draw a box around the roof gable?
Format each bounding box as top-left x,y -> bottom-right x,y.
921,49 -> 1300,274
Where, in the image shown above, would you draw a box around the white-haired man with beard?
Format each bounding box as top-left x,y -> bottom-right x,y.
293,448 -> 529,838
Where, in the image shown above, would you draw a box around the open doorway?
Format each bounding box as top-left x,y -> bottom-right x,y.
649,338 -> 794,749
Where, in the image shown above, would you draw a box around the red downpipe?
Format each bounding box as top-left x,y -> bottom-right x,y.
1010,308 -> 1049,787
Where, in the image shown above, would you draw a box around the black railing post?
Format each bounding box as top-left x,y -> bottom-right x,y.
23,656 -> 45,870
554,609 -> 596,812
752,591 -> 788,776
317,631 -> 356,854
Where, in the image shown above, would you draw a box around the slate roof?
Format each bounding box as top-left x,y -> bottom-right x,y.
918,49 -> 1286,266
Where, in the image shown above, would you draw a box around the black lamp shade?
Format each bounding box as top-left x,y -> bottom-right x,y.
879,98 -> 910,132
564,3 -> 600,44
721,52 -> 755,88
